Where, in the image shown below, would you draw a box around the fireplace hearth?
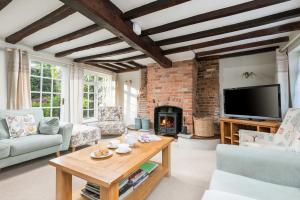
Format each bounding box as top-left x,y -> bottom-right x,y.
154,106 -> 183,136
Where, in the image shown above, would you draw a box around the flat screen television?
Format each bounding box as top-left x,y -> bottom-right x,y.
223,84 -> 281,120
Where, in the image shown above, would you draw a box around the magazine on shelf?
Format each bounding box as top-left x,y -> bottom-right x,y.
140,161 -> 158,174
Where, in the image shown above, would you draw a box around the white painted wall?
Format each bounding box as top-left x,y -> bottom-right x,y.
117,71 -> 141,126
219,52 -> 277,116
0,49 -> 7,109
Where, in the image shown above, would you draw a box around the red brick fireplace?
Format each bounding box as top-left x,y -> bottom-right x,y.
137,59 -> 220,136
147,60 -> 196,134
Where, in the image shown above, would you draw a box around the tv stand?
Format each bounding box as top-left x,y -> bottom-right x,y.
220,117 -> 281,145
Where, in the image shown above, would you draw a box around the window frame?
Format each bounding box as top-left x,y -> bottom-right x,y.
83,70 -> 112,122
30,60 -> 63,118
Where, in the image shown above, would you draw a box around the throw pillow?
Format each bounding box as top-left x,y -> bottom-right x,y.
6,114 -> 37,138
273,108 -> 300,147
290,123 -> 300,153
39,118 -> 60,135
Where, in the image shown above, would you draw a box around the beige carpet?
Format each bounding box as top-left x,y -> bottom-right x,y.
0,139 -> 217,200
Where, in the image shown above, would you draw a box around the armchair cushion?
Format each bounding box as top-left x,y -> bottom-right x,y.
202,190 -> 255,200
210,170 -> 300,200
216,144 -> 300,188
98,121 -> 125,135
99,107 -> 123,121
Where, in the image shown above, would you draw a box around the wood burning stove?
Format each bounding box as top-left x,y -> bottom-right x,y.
154,106 -> 182,136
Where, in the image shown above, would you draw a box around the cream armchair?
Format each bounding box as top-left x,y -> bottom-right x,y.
239,108 -> 300,152
97,106 -> 125,136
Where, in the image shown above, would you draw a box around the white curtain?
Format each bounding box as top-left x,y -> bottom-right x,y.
294,57 -> 300,108
6,49 -> 31,109
69,64 -> 84,124
276,50 -> 289,118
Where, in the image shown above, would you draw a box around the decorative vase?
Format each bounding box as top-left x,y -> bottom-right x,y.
135,118 -> 142,130
141,118 -> 150,130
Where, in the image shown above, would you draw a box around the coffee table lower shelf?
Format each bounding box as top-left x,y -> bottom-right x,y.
72,164 -> 168,200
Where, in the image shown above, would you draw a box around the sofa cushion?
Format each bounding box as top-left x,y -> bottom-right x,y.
202,190 -> 255,200
2,134 -> 62,156
0,108 -> 43,139
6,114 -> 38,138
210,170 -> 300,200
39,118 -> 60,135
0,141 -> 10,159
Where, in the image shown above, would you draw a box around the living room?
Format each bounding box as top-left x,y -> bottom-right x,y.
0,0 -> 300,200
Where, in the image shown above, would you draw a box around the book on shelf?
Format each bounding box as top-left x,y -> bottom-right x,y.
133,173 -> 149,189
82,180 -> 134,200
128,169 -> 147,184
81,188 -> 99,200
119,183 -> 134,200
140,161 -> 158,174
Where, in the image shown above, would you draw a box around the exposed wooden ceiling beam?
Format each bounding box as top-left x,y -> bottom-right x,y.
164,21 -> 300,55
86,63 -> 119,73
61,0 -> 172,68
142,0 -> 291,36
5,5 -> 75,44
157,7 -> 300,46
34,24 -> 102,51
196,37 -> 289,57
0,0 -> 12,11
197,46 -> 278,61
123,0 -> 191,20
74,47 -> 136,62
55,37 -> 122,57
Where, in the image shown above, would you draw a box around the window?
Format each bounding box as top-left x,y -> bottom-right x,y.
30,61 -> 62,118
83,71 -> 112,120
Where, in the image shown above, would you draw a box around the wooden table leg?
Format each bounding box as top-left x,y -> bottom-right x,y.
100,183 -> 119,200
162,144 -> 171,177
56,169 -> 72,200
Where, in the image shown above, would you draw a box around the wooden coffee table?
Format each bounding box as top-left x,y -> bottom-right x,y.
49,135 -> 174,200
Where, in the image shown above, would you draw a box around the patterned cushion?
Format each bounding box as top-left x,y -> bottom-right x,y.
6,114 -> 37,138
239,130 -> 274,146
70,124 -> 101,147
98,121 -> 125,135
290,124 -> 300,153
98,107 -> 123,121
273,108 -> 300,147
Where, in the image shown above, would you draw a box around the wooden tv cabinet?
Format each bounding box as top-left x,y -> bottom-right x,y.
220,117 -> 281,145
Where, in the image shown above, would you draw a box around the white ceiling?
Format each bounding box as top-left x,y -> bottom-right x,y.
0,0 -> 299,66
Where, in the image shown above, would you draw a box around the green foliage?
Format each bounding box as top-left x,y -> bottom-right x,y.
30,77 -> 40,92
